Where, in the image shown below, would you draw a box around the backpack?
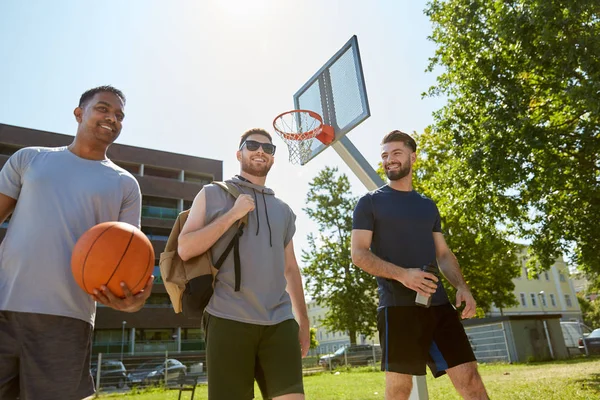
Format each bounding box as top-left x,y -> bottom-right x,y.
159,181 -> 248,318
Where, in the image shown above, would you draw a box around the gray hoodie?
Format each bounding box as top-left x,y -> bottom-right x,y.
204,176 -> 296,325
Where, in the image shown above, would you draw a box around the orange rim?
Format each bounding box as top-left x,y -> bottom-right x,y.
273,109 -> 324,141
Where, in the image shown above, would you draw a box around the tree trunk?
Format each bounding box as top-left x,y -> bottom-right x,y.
349,330 -> 357,345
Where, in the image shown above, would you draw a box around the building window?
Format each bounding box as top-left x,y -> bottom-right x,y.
520,293 -> 527,307
544,271 -> 549,281
153,266 -> 162,283
145,293 -> 172,308
559,273 -> 566,282
142,196 -> 179,219
113,161 -> 140,174
312,316 -> 316,325
141,227 -> 172,241
184,171 -> 213,185
144,165 -> 180,180
0,144 -> 22,156
565,294 -> 573,307
530,293 -> 537,307
550,294 -> 556,307
539,293 -> 547,307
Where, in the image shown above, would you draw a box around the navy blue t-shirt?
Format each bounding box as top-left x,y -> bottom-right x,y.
352,186 -> 450,308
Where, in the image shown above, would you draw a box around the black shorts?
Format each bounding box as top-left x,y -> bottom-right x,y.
206,314 -> 304,400
378,303 -> 476,377
0,310 -> 95,400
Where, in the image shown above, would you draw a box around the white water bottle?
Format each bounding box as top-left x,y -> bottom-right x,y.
415,264 -> 439,308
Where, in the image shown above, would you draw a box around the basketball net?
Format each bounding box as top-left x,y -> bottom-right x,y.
273,110 -> 333,165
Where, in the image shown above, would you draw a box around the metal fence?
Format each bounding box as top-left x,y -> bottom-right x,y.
464,322 -> 511,363
93,351 -> 206,395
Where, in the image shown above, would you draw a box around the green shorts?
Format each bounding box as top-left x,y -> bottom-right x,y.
206,314 -> 304,400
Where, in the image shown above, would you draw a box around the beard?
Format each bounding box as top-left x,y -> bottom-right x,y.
241,157 -> 273,177
385,163 -> 411,181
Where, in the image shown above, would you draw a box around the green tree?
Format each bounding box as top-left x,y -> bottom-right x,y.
309,327 -> 319,350
424,1 -> 600,275
578,295 -> 600,328
376,157 -> 520,313
302,167 -> 378,344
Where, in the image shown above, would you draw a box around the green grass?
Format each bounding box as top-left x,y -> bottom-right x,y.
99,357 -> 600,399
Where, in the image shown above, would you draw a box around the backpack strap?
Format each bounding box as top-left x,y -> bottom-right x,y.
211,181 -> 248,291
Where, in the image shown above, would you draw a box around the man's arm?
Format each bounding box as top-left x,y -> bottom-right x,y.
0,193 -> 16,225
94,181 -> 150,312
351,229 -> 438,297
178,188 -> 255,261
433,232 -> 476,318
284,239 -> 310,357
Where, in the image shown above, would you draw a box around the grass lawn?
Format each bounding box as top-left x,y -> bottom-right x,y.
99,357 -> 600,399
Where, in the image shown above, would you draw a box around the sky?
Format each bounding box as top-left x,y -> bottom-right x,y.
0,0 -> 446,270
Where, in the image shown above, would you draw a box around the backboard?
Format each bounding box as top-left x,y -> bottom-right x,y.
293,35 -> 370,163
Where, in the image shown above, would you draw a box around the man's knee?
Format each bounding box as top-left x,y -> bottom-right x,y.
385,372 -> 413,399
447,362 -> 488,398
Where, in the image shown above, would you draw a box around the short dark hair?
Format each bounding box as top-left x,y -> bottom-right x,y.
381,130 -> 417,152
239,128 -> 273,148
78,85 -> 126,108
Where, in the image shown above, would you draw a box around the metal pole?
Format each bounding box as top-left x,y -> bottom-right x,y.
96,353 -> 102,391
165,350 -> 169,386
501,322 -> 512,364
120,321 -> 126,362
542,320 -> 554,359
538,292 -> 554,360
580,322 -> 590,356
372,341 -> 377,370
344,345 -> 348,367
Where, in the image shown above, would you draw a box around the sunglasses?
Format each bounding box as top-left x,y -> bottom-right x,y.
240,140 -> 276,155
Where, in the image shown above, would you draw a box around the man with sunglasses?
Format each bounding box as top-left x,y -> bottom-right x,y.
179,128 -> 309,400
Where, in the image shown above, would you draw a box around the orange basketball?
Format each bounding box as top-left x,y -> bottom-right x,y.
71,221 -> 155,297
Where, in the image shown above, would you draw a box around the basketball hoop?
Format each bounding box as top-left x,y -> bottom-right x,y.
273,110 -> 334,165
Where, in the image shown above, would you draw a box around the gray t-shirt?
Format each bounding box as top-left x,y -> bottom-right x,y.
204,177 -> 296,325
0,146 -> 141,326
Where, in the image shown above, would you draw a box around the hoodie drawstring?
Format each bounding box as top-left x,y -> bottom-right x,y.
252,189 -> 260,236
261,190 -> 273,247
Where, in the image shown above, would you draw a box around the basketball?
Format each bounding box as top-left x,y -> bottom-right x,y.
71,221 -> 155,297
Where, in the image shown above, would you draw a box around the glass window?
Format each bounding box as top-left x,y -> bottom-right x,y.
540,293 -> 547,307
530,293 -> 537,307
0,144 -> 22,156
560,274 -> 566,282
184,171 -> 213,185
550,294 -> 556,307
520,293 -> 527,307
145,294 -> 172,307
144,166 -> 180,180
113,161 -> 140,174
544,271 -> 549,280
565,295 -> 573,307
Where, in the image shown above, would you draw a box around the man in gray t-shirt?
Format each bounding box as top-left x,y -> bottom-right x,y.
179,128 -> 310,400
0,86 -> 153,400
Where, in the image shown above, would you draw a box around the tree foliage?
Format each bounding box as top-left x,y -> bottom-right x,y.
578,295 -> 600,329
309,327 -> 319,350
376,158 -> 520,313
302,167 -> 378,344
424,0 -> 600,275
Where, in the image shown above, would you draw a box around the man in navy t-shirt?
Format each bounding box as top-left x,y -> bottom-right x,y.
351,131 -> 489,399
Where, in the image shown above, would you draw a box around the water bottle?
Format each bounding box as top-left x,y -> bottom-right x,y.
415,264 -> 439,308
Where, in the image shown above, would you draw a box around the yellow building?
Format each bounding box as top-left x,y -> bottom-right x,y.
487,252 -> 582,322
